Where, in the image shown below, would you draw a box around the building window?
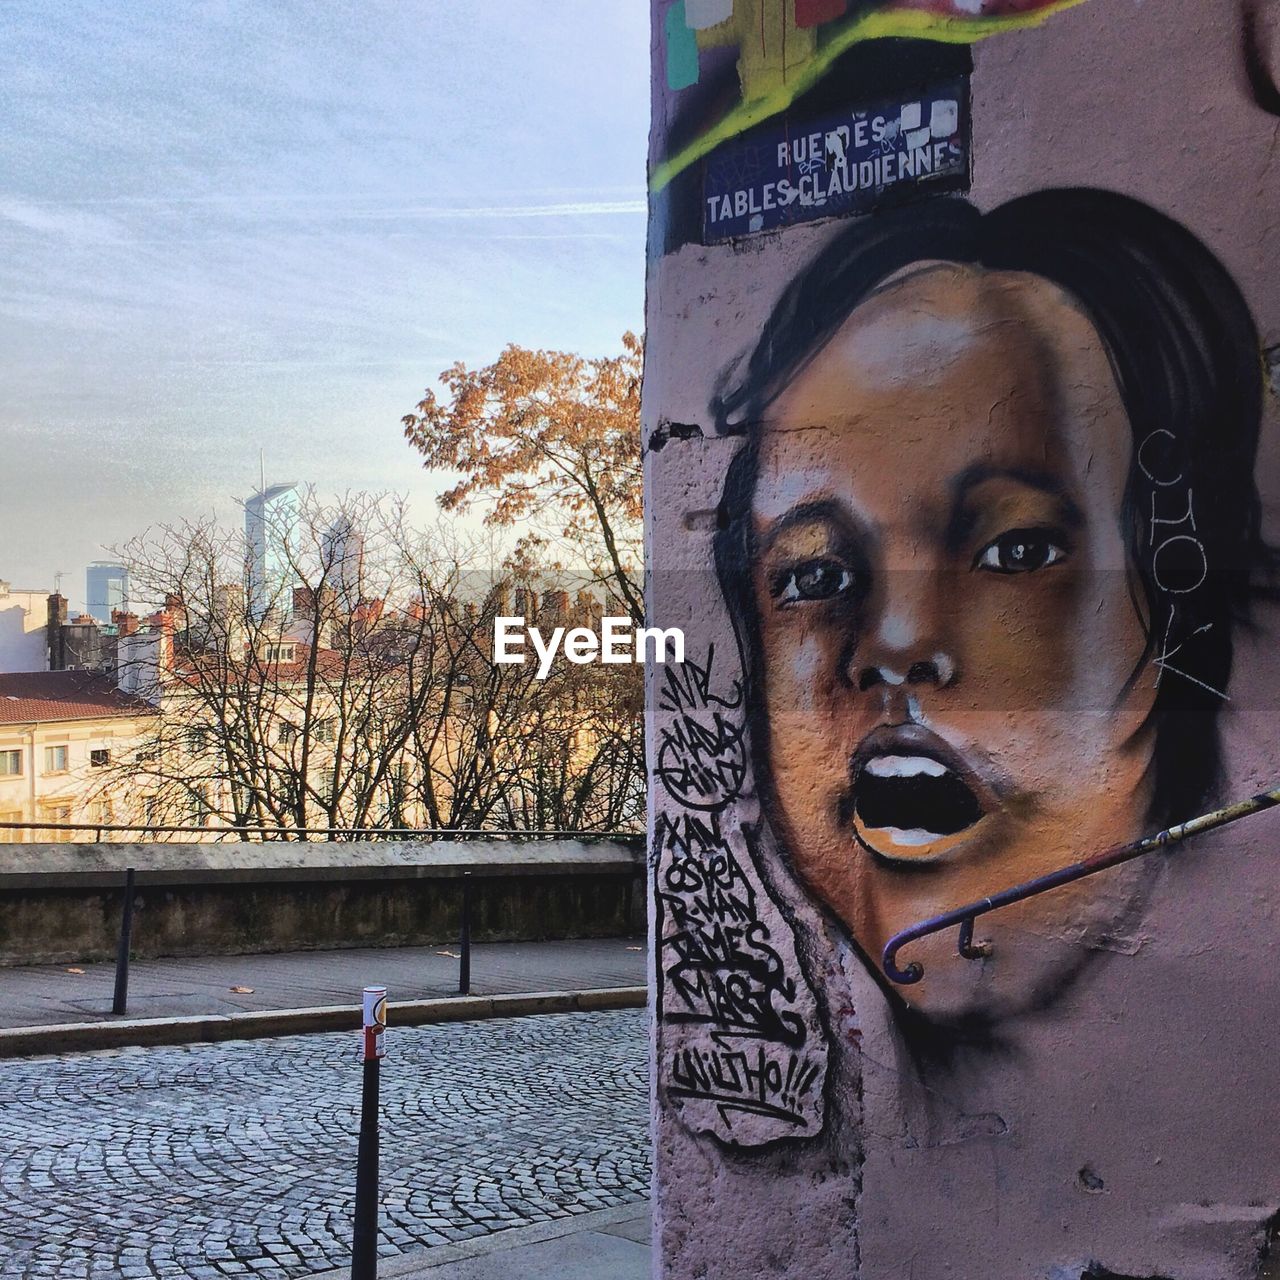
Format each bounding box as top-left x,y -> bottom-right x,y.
0,749 -> 22,777
265,644 -> 296,663
186,727 -> 208,755
38,802 -> 73,842
453,674 -> 475,712
276,720 -> 297,745
313,718 -> 335,744
0,811 -> 22,843
90,749 -> 110,768
43,745 -> 69,774
188,787 -> 212,827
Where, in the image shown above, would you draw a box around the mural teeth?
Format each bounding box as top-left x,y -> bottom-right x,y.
864,754 -> 948,779
881,827 -> 944,846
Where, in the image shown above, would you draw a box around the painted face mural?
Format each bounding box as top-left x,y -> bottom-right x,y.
748,267 -> 1155,1014
712,190 -> 1268,1017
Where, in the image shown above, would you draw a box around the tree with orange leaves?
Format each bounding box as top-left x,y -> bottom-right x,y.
402,334 -> 644,623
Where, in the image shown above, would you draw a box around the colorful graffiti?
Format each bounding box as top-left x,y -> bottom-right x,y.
653,0 -> 1089,191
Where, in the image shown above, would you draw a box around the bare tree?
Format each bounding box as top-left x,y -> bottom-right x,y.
102,493 -> 645,838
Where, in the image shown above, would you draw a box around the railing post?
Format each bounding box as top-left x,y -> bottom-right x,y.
351,985 -> 387,1280
111,867 -> 136,1016
458,871 -> 472,996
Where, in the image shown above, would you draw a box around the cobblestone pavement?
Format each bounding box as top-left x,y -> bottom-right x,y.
0,1010 -> 648,1279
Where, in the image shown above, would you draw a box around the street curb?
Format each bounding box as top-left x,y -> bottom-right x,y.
0,986 -> 648,1059
310,1201 -> 651,1278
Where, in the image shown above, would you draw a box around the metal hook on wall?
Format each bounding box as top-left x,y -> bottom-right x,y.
881,784 -> 1280,986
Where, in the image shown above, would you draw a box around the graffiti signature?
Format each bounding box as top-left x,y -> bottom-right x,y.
654,646 -> 826,1140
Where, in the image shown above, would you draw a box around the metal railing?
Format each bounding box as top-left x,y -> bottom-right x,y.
882,783 -> 1280,985
3,822 -> 642,1015
90,860 -> 636,1018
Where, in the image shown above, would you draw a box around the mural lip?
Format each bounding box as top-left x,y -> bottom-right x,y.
845,721 -> 1000,865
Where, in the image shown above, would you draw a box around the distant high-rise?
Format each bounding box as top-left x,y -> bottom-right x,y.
245,483 -> 301,620
86,563 -> 128,623
320,516 -> 364,606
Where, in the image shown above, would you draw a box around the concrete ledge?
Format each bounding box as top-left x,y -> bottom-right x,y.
0,837 -> 643,890
0,986 -> 648,1058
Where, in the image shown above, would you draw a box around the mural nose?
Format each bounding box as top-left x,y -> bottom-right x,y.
856,654 -> 954,692
853,587 -> 957,693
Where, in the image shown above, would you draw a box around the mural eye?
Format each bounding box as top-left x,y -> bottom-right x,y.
775,558 -> 855,604
974,528 -> 1068,574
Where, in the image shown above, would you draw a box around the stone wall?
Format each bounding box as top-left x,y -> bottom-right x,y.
0,839 -> 643,965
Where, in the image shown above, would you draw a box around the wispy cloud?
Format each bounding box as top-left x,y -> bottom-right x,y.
1,196 -> 645,223
0,196 -> 119,242
43,186 -> 645,208
312,200 -> 647,220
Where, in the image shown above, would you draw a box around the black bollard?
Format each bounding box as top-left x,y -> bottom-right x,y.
458,871 -> 472,996
351,985 -> 387,1280
111,867 -> 136,1016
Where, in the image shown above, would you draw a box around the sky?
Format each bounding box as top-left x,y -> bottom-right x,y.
0,0 -> 649,608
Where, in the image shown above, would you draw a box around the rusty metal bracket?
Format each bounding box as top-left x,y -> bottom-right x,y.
882,784 -> 1280,985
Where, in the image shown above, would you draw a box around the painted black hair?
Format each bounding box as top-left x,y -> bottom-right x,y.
712,188 -> 1273,827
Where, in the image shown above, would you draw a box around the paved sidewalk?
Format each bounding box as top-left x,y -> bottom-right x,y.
0,937 -> 645,1030
317,1204 -> 651,1279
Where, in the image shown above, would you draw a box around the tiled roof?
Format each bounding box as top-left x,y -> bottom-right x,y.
0,671 -> 155,725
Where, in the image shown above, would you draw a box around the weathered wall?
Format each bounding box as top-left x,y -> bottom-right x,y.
0,840 -> 643,964
645,2 -> 1280,1278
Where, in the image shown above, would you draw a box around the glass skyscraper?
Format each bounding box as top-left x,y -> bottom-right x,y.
320,515 -> 365,606
86,562 -> 128,623
244,483 -> 301,620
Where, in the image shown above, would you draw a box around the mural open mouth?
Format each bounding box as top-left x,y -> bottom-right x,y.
848,730 -> 991,862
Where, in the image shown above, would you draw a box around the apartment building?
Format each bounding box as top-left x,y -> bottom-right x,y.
0,671 -> 156,843
0,585 -> 641,843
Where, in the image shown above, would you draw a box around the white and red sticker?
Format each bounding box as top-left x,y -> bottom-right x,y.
362,985 -> 387,1060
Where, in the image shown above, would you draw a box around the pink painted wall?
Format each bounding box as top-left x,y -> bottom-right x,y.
645,2 -> 1280,1277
